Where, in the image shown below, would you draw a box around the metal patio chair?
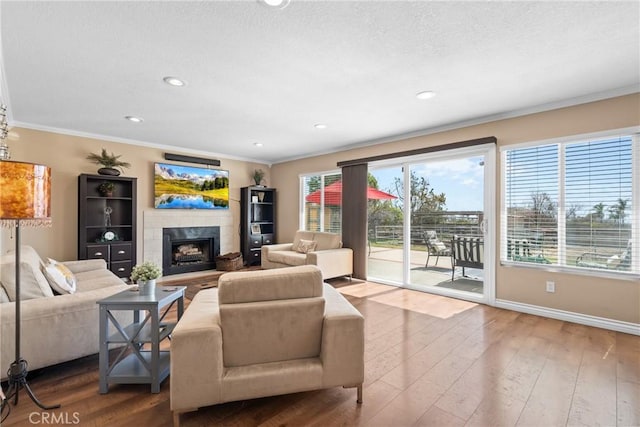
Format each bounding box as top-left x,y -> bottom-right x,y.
423,230 -> 451,267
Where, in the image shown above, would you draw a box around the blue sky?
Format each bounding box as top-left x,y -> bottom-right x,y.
370,156 -> 485,211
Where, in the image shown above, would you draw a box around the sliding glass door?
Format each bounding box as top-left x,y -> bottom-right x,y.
408,154 -> 487,298
368,145 -> 495,303
366,166 -> 404,283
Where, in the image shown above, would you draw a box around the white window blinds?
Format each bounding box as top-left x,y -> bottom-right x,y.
502,133 -> 637,275
301,172 -> 342,233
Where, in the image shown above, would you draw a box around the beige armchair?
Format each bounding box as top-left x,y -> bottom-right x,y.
261,230 -> 353,279
170,265 -> 364,425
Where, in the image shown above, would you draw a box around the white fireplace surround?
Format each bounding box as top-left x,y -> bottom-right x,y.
143,209 -> 234,269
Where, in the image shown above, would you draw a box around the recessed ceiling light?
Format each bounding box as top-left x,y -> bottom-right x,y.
254,142 -> 263,147
259,0 -> 291,9
314,123 -> 327,129
416,91 -> 436,100
163,76 -> 186,87
124,116 -> 144,123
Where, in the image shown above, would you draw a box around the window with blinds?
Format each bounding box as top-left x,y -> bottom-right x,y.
502,133 -> 637,275
301,172 -> 342,233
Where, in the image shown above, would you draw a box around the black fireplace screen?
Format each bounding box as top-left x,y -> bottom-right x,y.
162,226 -> 220,276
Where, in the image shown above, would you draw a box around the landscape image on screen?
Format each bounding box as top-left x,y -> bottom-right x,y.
154,163 -> 229,209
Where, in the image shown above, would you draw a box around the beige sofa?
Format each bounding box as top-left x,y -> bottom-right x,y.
170,265 -> 364,424
0,246 -> 130,379
261,231 -> 353,279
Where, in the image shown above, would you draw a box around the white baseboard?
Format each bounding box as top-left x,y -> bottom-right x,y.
495,299 -> 640,336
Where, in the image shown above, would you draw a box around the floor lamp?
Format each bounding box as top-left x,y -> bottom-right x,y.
0,160 -> 60,410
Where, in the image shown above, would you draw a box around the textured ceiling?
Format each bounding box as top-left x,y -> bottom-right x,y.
1,1 -> 638,164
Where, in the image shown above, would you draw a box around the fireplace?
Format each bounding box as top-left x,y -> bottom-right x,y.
162,226 -> 220,276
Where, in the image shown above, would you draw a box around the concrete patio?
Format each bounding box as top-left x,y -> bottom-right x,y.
367,245 -> 484,295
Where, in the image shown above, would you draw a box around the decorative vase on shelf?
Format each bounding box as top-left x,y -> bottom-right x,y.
252,169 -> 265,187
138,279 -> 156,296
87,148 -> 131,177
98,167 -> 121,176
98,182 -> 115,197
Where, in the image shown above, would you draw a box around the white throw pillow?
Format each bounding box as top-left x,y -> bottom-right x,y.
43,258 -> 77,294
295,239 -> 317,254
0,261 -> 55,301
434,242 -> 447,251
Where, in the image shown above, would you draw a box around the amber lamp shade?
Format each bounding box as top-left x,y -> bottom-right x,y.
0,161 -> 51,226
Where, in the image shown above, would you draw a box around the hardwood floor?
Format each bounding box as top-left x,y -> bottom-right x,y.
1,280 -> 638,426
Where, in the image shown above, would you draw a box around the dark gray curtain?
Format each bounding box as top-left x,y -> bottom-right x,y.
341,164 -> 368,279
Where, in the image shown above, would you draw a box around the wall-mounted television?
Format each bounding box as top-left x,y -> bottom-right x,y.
154,163 -> 229,209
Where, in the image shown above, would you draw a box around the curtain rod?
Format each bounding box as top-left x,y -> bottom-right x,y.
337,136 -> 497,168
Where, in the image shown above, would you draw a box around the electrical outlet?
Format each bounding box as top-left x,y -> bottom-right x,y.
546,281 -> 555,293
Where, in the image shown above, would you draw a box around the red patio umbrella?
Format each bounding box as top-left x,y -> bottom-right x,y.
305,181 -> 396,205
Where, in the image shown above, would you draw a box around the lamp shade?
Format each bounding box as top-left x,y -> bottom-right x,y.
0,160 -> 52,227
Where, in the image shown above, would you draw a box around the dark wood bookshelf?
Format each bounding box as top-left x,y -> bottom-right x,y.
78,174 -> 137,280
240,186 -> 276,265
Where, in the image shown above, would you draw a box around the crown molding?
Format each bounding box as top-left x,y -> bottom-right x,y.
10,121 -> 271,166
5,86 -> 638,167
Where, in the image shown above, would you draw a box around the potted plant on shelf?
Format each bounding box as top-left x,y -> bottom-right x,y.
97,181 -> 115,197
252,169 -> 265,186
130,261 -> 162,295
86,148 -> 131,176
